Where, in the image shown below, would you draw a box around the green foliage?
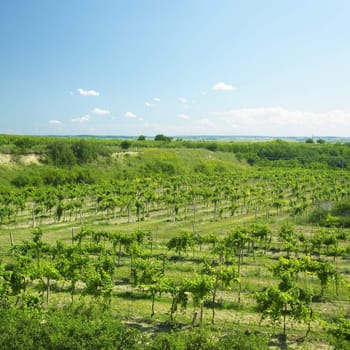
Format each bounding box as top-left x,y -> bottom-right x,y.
310,200 -> 350,227
327,317 -> 350,349
46,140 -> 77,167
205,142 -> 218,152
216,331 -> 269,350
255,256 -> 318,337
332,201 -> 350,217
147,331 -> 186,350
147,328 -> 269,350
154,134 -> 172,142
0,293 -> 266,349
1,134 -> 350,348
121,140 -> 132,149
0,304 -> 142,350
45,138 -> 107,167
167,232 -> 195,256
309,207 -> 329,225
188,274 -> 213,308
278,223 -> 296,254
2,134 -> 350,169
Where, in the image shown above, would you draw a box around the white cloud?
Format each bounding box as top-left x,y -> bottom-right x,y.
212,82 -> 236,91
152,117 -> 229,135
49,120 -> 61,125
91,108 -> 110,115
71,114 -> 90,123
178,97 -> 187,104
125,111 -> 137,118
146,97 -> 161,107
212,107 -> 350,136
177,114 -> 190,120
196,118 -> 217,128
77,88 -> 100,96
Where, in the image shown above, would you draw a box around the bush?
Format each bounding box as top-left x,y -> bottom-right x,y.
332,201 -> 350,217
147,332 -> 185,350
309,207 -> 329,225
309,201 -> 350,228
154,134 -> 172,142
146,329 -> 269,350
216,331 -> 269,350
0,304 -> 143,350
121,140 -> 132,150
326,317 -> 350,349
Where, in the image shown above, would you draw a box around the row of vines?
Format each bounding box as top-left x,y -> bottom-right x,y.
1,168 -> 350,229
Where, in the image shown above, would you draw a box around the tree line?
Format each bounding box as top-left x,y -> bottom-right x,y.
1,135 -> 350,168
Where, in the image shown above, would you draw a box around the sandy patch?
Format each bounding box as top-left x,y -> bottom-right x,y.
0,154 -> 12,164
20,154 -> 41,164
112,151 -> 139,158
0,153 -> 41,165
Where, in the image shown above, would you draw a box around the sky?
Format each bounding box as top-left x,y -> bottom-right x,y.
1,0 -> 350,137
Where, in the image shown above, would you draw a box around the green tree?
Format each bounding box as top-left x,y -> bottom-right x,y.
135,258 -> 164,317
46,140 -> 76,167
154,134 -> 172,142
256,257 -> 314,339
161,277 -> 189,321
166,232 -> 195,257
72,139 -> 97,164
120,140 -> 131,150
204,262 -> 239,324
188,274 -> 214,325
278,223 -> 296,256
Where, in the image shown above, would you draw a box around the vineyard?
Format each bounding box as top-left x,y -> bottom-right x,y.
1,136 -> 350,349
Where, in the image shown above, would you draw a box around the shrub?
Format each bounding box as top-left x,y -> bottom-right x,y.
0,304 -> 143,350
326,317 -> 350,349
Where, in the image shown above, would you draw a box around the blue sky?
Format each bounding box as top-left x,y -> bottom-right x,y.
1,0 -> 350,136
